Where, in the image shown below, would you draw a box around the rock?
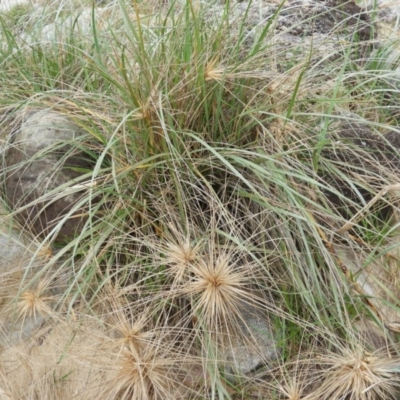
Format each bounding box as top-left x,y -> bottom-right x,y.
0,199 -> 71,346
0,0 -> 29,12
374,0 -> 400,24
333,122 -> 400,166
335,244 -> 400,326
275,0 -> 374,41
15,4 -> 120,46
220,303 -> 280,377
354,319 -> 391,352
322,121 -> 400,218
3,109 -> 93,243
0,230 -> 47,343
204,0 -> 376,71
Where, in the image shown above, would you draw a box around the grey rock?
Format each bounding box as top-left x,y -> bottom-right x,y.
205,0 -> 376,69
0,311 -> 46,345
0,203 -> 70,345
275,0 -> 374,40
0,233 -> 29,270
321,121 -> 400,218
4,109 -> 93,243
330,122 -> 400,177
220,303 -> 280,377
336,244 -> 400,326
374,0 -> 400,24
0,225 -> 45,344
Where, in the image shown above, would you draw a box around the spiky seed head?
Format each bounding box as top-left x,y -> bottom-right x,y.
165,239 -> 201,283
314,347 -> 400,400
103,336 -> 187,400
205,58 -> 225,82
115,317 -> 155,357
102,285 -> 154,356
16,280 -> 54,323
185,253 -> 250,330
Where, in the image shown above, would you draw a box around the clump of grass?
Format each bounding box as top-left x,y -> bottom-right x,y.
102,333 -> 190,399
314,346 -> 400,400
0,0 -> 400,398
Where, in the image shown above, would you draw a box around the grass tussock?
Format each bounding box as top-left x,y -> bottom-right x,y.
0,0 -> 400,398
313,347 -> 400,400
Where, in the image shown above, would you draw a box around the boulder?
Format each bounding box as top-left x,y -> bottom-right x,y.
3,109 -> 93,243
